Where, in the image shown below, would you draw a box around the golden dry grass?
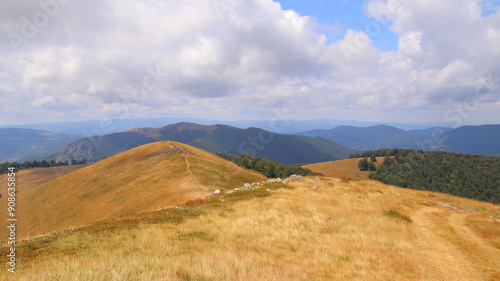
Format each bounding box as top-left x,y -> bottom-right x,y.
0,177 -> 498,280
0,165 -> 87,194
0,141 -> 265,239
303,157 -> 384,180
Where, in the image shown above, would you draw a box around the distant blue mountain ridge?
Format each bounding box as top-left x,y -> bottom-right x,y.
0,122 -> 498,163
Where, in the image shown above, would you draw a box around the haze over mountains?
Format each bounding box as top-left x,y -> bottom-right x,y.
50,122 -> 354,165
1,122 -> 499,164
0,128 -> 80,162
299,124 -> 500,156
0,118 -> 435,137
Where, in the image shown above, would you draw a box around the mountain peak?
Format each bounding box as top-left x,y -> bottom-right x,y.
14,141 -> 266,238
165,122 -> 219,133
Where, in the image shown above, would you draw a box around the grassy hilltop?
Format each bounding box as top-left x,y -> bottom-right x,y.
0,143 -> 498,280
0,141 -> 265,239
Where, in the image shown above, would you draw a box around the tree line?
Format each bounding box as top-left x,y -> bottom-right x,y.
349,148 -> 404,159
0,159 -> 87,174
217,153 -> 321,178
357,149 -> 499,204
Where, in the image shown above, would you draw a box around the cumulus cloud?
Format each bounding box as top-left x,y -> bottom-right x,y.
0,0 -> 498,125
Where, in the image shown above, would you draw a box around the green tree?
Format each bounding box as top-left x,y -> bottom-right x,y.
383,156 -> 393,165
368,161 -> 376,171
358,157 -> 369,171
349,152 -> 362,158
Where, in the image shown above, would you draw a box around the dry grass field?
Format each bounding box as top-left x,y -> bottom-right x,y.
0,177 -> 498,280
0,165 -> 87,194
0,141 -> 265,239
0,144 -> 498,280
303,157 -> 384,180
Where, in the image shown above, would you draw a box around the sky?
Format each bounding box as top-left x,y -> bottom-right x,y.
0,0 -> 499,127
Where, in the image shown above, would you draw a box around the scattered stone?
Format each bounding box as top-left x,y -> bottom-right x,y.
283,174 -> 304,183
251,182 -> 262,189
266,189 -> 271,192
267,178 -> 282,183
241,182 -> 264,190
307,179 -> 320,183
211,190 -> 222,195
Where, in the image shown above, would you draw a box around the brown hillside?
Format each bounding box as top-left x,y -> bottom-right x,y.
303,157 -> 384,180
0,141 -> 265,239
1,177 -> 498,280
0,165 -> 87,194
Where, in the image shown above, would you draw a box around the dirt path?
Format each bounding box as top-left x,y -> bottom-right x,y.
163,141 -> 193,177
183,152 -> 194,177
446,210 -> 500,278
412,205 -> 491,280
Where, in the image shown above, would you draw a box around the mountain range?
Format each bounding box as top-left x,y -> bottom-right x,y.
0,117 -> 434,136
2,123 -> 499,164
50,122 -> 354,165
298,124 -> 500,156
0,128 -> 80,162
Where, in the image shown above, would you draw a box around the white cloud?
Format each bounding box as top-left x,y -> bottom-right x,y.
0,0 -> 498,125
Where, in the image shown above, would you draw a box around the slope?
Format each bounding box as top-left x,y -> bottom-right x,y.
1,177 -> 498,280
300,124 -> 500,156
0,141 -> 265,238
52,122 -> 354,165
302,157 -> 384,180
369,149 -> 500,203
0,128 -> 80,162
441,124 -> 500,156
0,165 -> 87,195
319,125 -> 420,150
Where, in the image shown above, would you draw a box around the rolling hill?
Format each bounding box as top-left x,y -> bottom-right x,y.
407,127 -> 452,137
302,157 -> 385,181
51,122 -> 354,165
317,125 -> 421,151
440,124 -> 500,156
0,141 -> 265,238
0,128 -> 80,162
298,124 -> 500,156
0,165 -> 87,196
1,176 -> 498,280
368,149 -> 500,204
